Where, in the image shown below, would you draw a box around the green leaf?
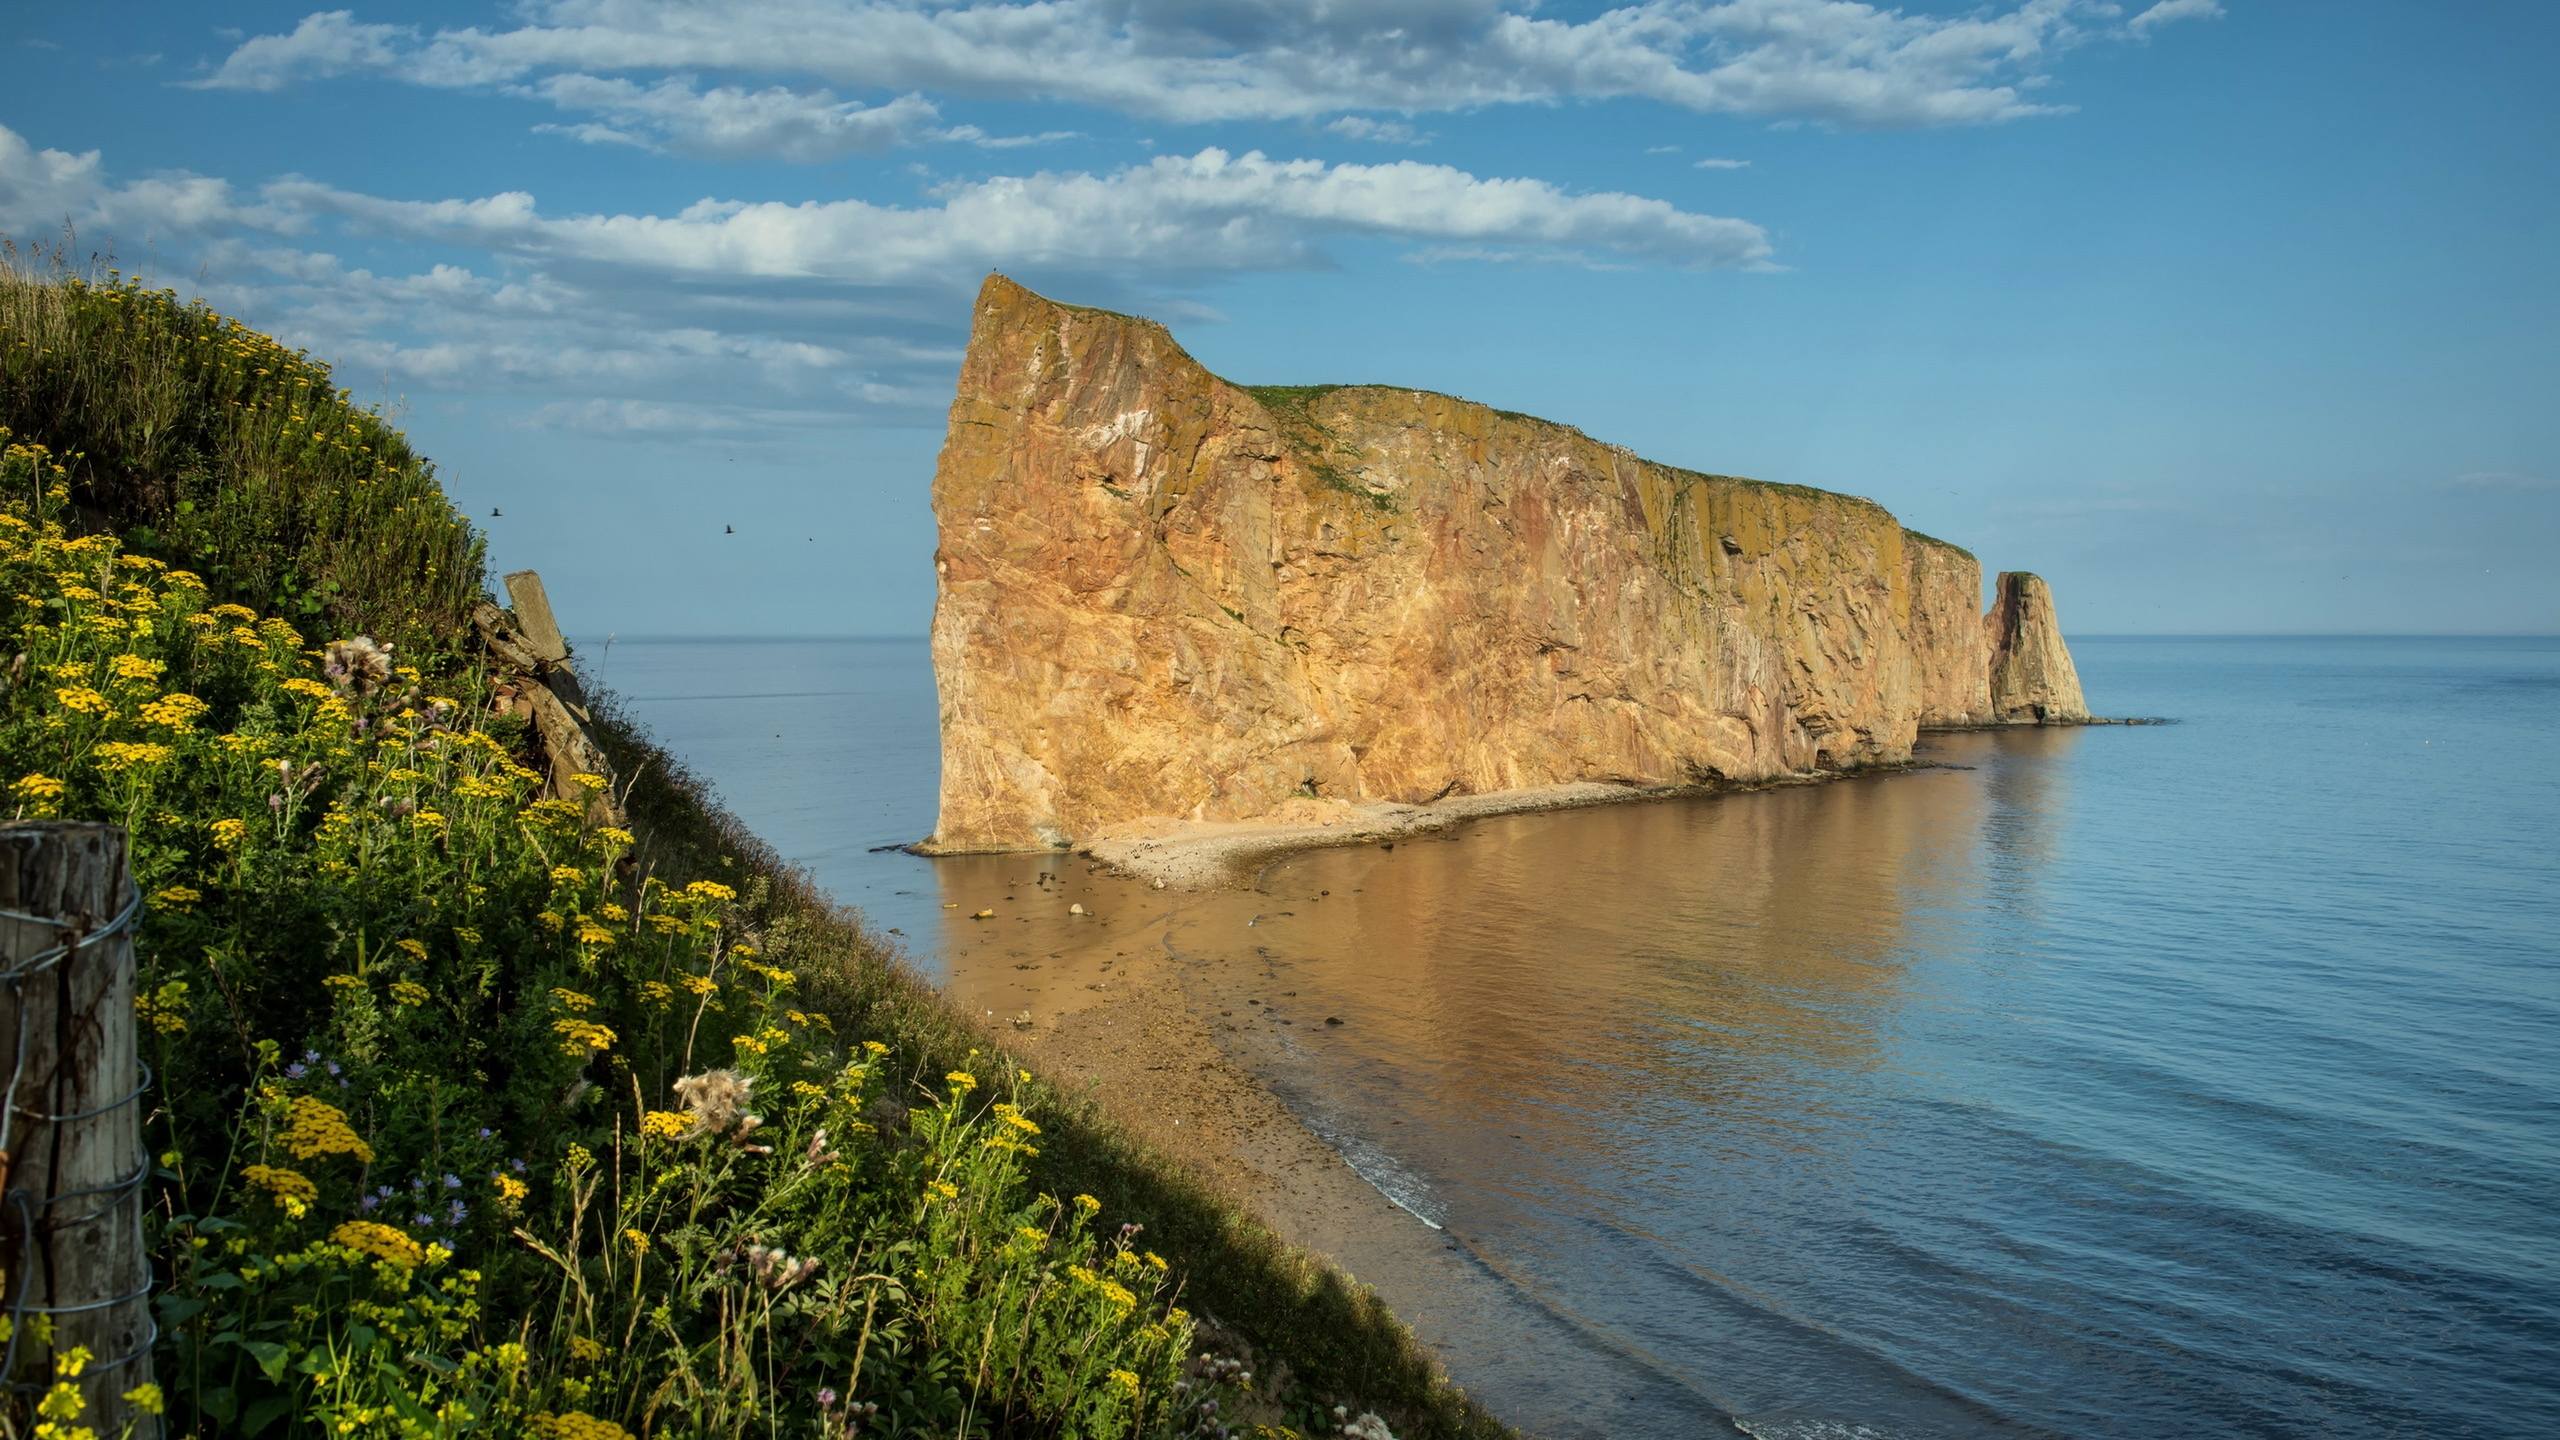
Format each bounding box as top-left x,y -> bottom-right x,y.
243,1338 -> 291,1382
243,1395 -> 296,1436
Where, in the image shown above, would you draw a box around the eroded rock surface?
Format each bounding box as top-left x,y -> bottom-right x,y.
927,276 -> 2087,852
1986,572 -> 2091,723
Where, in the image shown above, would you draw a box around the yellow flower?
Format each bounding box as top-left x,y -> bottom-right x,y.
1073,1193 -> 1101,1215
331,1220 -> 425,1268
242,1163 -> 318,1217
107,653 -> 163,683
552,1018 -> 616,1056
210,817 -> 248,849
135,980 -> 191,1036
568,1335 -> 605,1364
394,938 -> 428,960
390,980 -> 430,1007
573,919 -> 616,948
621,1227 -> 649,1255
639,1110 -> 692,1140
494,1174 -> 529,1208
281,1096 -> 375,1164
570,772 -> 608,792
122,1381 -> 165,1416
598,826 -> 634,847
138,692 -> 209,729
52,685 -> 110,714
946,1070 -> 979,1093
93,740 -> 174,770
683,879 -> 736,904
549,865 -> 584,886
530,1411 -> 632,1440
1110,1368 -> 1141,1394
14,773 -> 66,800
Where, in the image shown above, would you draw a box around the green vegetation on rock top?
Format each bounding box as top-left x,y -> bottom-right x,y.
1900,528 -> 1980,562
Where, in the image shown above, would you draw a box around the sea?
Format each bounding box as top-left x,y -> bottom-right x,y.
583,634 -> 2560,1440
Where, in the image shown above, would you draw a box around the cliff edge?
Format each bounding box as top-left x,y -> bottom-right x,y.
925,275 -> 2088,853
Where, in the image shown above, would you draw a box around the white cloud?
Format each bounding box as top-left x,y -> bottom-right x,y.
1645,144 -> 1682,154
1693,157 -> 1749,170
5,121 -> 1772,439
195,0 -> 2189,132
188,9 -> 414,92
1326,116 -> 1428,146
2127,0 -> 2226,36
526,75 -> 948,160
267,147 -> 1775,278
0,122 -> 298,239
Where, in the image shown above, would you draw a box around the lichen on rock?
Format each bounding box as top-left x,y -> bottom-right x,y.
924,274 -> 2089,853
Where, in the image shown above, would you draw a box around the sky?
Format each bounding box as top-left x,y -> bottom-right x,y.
2,1 -> 2554,637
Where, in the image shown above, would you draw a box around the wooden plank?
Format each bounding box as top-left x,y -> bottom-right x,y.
0,823 -> 155,1437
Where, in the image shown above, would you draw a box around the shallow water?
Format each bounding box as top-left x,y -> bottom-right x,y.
598,635 -> 2560,1439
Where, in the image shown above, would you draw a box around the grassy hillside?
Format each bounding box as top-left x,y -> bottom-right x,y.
0,259 -> 1509,1440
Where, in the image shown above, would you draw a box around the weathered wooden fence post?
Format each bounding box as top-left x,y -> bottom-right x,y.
0,823 -> 155,1437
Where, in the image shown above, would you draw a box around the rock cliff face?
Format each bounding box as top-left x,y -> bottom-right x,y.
1985,572 -> 2091,723
926,276 -> 2088,853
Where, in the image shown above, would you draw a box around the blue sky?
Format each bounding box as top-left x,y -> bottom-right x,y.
3,1 -> 2553,636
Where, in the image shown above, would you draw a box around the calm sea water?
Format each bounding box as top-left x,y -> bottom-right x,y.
592,635 -> 2560,1439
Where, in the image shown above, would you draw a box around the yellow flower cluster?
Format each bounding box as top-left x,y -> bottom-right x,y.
529,1412 -> 632,1440
552,1018 -> 616,1056
280,1095 -> 376,1164
243,1163 -> 319,1217
135,979 -> 191,1036
331,1220 -> 426,1269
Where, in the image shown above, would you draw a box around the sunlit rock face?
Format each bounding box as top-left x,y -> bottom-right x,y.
925,275 -> 2086,852
1985,572 -> 2092,723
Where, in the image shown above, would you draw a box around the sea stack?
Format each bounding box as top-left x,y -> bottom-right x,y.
924,275 -> 2090,853
1985,572 -> 2091,723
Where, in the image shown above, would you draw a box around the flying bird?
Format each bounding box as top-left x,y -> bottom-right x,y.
725,525 -> 734,535
489,507 -> 501,517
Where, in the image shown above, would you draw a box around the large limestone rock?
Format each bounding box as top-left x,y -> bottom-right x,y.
926,276 -> 2085,853
1905,535 -> 1993,727
1985,572 -> 2090,723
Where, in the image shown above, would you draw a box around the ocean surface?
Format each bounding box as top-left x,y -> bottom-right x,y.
587,635 -> 2560,1439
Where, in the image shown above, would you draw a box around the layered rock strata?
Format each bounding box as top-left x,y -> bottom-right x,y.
926,276 -> 2088,853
